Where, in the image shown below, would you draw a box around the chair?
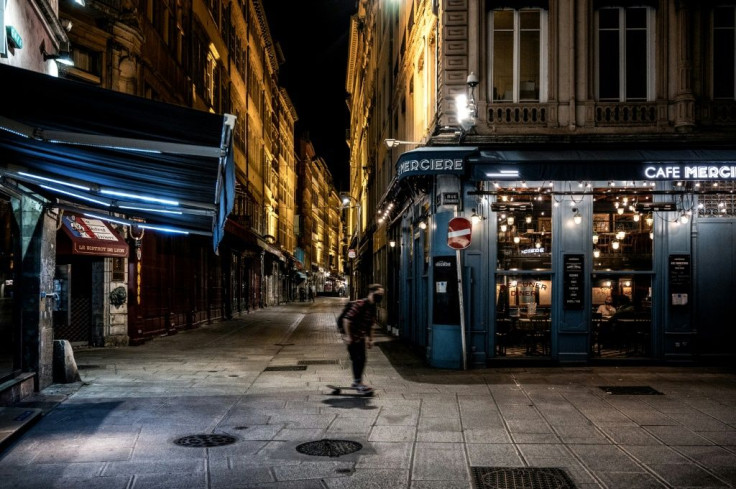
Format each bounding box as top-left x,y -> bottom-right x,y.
495,319 -> 511,356
529,315 -> 551,355
591,312 -> 603,355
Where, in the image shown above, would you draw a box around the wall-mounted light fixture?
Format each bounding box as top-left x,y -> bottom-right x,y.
41,40 -> 74,66
418,220 -> 427,230
572,208 -> 582,225
74,0 -> 86,6
455,72 -> 478,131
471,208 -> 486,224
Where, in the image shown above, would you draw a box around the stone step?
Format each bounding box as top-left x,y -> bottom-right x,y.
0,406 -> 43,452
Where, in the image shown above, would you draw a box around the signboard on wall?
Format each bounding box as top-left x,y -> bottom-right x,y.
669,254 -> 691,306
563,254 -> 584,310
432,256 -> 460,325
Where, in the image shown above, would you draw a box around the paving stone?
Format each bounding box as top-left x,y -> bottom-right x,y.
411,442 -> 469,481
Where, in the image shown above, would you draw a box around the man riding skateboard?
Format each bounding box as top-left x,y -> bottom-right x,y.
341,283 -> 384,394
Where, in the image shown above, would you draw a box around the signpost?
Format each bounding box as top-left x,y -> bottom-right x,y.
447,217 -> 471,369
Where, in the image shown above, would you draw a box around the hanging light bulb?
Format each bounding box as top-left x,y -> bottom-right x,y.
612,240 -> 620,250
389,240 -> 396,248
679,212 -> 689,224
507,216 -> 515,225
500,223 -> 508,232
593,248 -> 601,258
513,235 -> 520,244
633,213 -> 640,222
592,232 -> 599,244
650,232 -> 654,240
419,221 -> 427,230
616,230 -> 626,240
535,239 -> 542,249
646,213 -> 654,227
525,215 -> 532,224
617,207 -> 624,215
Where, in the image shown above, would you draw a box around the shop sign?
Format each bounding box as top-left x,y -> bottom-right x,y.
644,164 -> 736,180
441,192 -> 460,205
397,157 -> 464,179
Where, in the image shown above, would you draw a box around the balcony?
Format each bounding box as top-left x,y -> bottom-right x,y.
488,104 -> 548,125
698,101 -> 736,125
589,102 -> 661,126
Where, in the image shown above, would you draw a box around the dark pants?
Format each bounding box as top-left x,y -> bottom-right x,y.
347,340 -> 366,382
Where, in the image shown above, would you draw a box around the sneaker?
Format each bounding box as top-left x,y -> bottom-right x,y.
356,384 -> 373,393
351,381 -> 361,388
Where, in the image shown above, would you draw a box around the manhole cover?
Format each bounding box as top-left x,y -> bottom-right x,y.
173,434 -> 237,447
296,439 -> 362,457
264,365 -> 307,371
599,386 -> 663,395
471,467 -> 576,489
298,360 -> 339,365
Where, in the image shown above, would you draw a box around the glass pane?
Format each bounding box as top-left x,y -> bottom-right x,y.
591,275 -> 652,358
625,30 -> 647,99
599,31 -> 620,99
626,7 -> 646,29
493,30 -> 514,101
494,10 -> 514,30
714,7 -> 735,28
496,190 -> 552,271
495,274 -> 552,357
520,30 -> 540,101
519,10 -> 539,30
599,8 -> 619,29
592,189 -> 653,271
713,29 -> 735,99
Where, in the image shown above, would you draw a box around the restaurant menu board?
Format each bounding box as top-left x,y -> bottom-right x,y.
563,254 -> 584,309
669,254 -> 691,306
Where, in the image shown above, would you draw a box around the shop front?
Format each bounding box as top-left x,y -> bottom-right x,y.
381,146 -> 736,368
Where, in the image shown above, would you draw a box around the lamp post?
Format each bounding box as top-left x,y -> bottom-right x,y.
340,193 -> 361,299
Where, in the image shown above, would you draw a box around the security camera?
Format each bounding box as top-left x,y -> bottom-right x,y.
466,72 -> 479,88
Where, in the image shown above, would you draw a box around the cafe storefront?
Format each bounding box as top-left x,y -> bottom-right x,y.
379,145 -> 736,368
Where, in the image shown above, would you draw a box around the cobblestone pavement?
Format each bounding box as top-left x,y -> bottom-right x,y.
1,297 -> 735,488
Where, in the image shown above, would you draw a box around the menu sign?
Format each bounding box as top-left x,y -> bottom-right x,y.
669,254 -> 691,306
563,254 -> 584,309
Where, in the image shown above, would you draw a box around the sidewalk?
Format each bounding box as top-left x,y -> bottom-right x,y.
1,297 -> 735,488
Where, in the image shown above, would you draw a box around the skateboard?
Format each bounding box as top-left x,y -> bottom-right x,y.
326,384 -> 374,397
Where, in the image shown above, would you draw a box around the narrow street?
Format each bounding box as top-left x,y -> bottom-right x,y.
1,297 -> 735,489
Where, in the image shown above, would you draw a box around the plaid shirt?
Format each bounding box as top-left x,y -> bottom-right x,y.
344,299 -> 376,341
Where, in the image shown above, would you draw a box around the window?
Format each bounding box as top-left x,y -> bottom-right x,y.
487,8 -> 547,103
597,7 -> 654,101
713,6 -> 736,99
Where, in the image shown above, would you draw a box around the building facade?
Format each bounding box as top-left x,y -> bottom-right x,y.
348,0 -> 736,367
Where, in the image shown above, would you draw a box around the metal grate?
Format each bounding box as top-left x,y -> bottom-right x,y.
264,365 -> 307,371
599,386 -> 663,395
298,360 -> 339,365
471,467 -> 576,489
173,434 -> 237,447
296,439 -> 363,457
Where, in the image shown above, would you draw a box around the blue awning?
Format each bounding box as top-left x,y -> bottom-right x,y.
0,64 -> 235,251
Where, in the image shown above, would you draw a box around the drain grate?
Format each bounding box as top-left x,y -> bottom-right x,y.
264,365 -> 308,371
296,439 -> 363,457
173,434 -> 237,447
599,386 -> 663,395
298,360 -> 339,365
471,467 -> 576,489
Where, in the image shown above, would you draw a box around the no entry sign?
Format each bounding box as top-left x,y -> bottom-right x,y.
447,217 -> 472,249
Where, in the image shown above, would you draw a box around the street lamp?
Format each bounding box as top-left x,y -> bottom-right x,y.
340,193 -> 361,298
384,138 -> 422,148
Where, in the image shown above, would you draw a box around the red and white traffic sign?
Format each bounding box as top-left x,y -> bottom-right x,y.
447,217 -> 472,250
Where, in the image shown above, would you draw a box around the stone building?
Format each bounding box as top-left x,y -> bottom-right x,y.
348,0 -> 736,367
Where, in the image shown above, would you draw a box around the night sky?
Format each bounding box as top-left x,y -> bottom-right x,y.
262,1 -> 357,191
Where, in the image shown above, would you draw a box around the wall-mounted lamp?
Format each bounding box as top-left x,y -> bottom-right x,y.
418,221 -> 427,230
41,40 -> 74,66
572,208 -> 582,225
471,208 -> 486,224
384,138 -> 421,148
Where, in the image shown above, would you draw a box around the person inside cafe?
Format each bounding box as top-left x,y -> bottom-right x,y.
597,296 -> 616,317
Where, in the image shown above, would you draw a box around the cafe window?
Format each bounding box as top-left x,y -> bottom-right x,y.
495,274 -> 552,357
592,188 -> 653,271
495,189 -> 552,271
487,8 -> 547,102
591,275 -> 652,358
